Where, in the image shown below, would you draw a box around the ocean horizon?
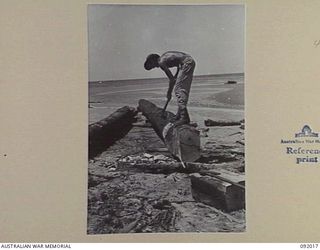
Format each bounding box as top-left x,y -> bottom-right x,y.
89,72 -> 244,85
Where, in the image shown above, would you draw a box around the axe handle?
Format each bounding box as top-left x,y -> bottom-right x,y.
162,98 -> 170,112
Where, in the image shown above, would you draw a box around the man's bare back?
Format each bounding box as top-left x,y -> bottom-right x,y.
158,51 -> 190,68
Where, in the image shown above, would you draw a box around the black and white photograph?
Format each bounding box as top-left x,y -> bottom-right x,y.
88,4 -> 245,234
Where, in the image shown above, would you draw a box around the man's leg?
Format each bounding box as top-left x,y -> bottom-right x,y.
172,58 -> 195,126
170,107 -> 181,122
175,107 -> 190,126
173,89 -> 190,126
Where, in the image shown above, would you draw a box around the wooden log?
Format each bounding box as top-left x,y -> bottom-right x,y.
89,106 -> 137,159
117,161 -> 220,175
225,80 -> 237,84
204,119 -> 241,127
190,171 -> 245,212
138,99 -> 200,162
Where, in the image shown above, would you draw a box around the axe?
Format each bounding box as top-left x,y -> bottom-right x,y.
161,98 -> 170,118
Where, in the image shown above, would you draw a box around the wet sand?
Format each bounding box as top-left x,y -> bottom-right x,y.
89,73 -> 244,125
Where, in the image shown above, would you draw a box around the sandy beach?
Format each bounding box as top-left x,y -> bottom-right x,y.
88,73 -> 245,233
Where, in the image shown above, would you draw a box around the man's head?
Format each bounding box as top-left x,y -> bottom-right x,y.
144,54 -> 160,70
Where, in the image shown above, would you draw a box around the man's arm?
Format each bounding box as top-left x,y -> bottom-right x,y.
174,66 -> 180,79
168,67 -> 179,99
160,64 -> 175,100
160,64 -> 174,80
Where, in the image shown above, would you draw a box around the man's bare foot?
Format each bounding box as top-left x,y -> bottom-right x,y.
173,118 -> 190,127
172,108 -> 190,127
169,113 -> 181,123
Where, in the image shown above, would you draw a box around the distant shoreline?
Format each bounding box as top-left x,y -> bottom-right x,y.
89,72 -> 244,85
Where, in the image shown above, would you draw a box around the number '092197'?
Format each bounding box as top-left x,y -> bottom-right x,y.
300,244 -> 319,248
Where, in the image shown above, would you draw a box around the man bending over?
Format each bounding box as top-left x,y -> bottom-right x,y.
144,51 -> 196,126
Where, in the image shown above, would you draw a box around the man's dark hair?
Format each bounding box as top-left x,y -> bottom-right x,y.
144,54 -> 160,70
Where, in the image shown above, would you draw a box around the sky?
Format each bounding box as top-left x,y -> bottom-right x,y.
88,5 -> 245,82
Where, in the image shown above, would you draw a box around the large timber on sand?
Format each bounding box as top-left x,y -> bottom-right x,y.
138,99 -> 200,162
89,106 -> 137,158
